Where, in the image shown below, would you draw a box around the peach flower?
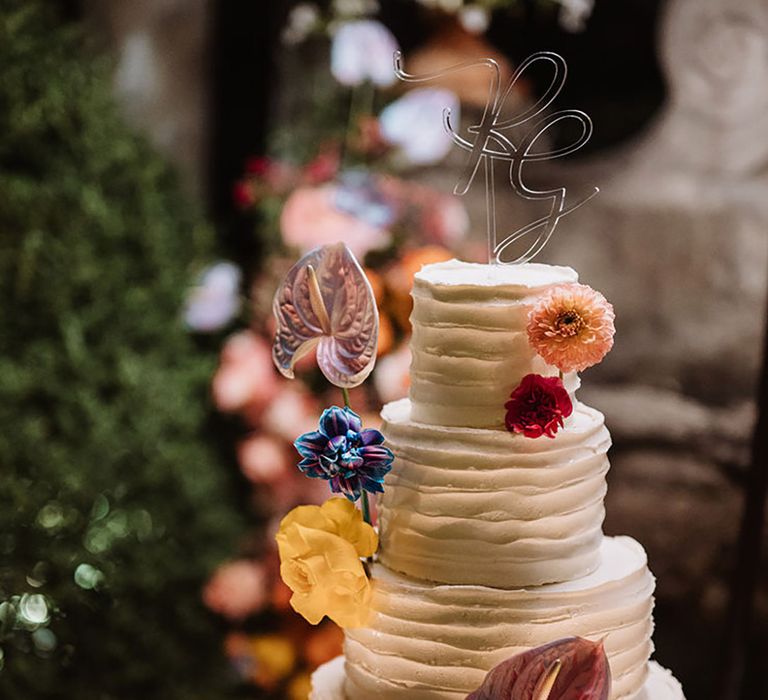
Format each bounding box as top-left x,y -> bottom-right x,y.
526,283 -> 615,373
364,268 -> 385,304
266,466 -> 331,515
212,331 -> 279,414
377,313 -> 395,356
387,246 -> 453,332
238,434 -> 290,484
280,186 -> 391,258
374,344 -> 411,403
203,560 -> 268,620
262,383 -> 320,443
421,194 -> 470,247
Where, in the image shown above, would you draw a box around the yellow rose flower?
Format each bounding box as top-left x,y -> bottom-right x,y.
276,498 -> 378,629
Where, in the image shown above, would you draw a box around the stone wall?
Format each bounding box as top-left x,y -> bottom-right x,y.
84,0 -> 211,197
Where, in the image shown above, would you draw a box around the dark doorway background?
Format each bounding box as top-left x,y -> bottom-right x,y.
208,0 -> 667,252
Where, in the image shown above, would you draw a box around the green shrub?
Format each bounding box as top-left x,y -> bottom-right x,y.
0,2 -> 242,697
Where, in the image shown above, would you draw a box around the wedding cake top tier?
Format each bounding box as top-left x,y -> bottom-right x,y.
409,260 -> 580,429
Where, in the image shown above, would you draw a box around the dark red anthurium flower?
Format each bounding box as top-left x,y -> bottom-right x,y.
466,637 -> 611,700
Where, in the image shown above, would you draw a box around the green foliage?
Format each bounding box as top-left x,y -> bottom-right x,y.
0,2 -> 242,698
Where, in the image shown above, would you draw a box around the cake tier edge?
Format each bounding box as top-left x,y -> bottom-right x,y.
310,658 -> 685,700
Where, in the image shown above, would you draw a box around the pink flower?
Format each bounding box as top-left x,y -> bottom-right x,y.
272,243 -> 380,389
374,344 -> 411,403
280,186 -> 391,258
527,283 -> 616,373
203,560 -> 268,620
504,374 -> 573,439
238,434 -> 289,484
212,331 -> 279,414
261,383 -> 320,443
331,20 -> 399,88
421,194 -> 470,247
268,470 -> 330,519
379,88 -> 460,165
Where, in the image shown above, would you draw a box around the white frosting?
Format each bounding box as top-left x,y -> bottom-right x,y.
310,658 -> 685,700
379,397 -> 610,587
342,538 -> 655,700
310,656 -> 346,700
639,662 -> 686,699
409,260 -> 580,429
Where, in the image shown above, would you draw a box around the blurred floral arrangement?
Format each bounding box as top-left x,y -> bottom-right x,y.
182,13 -> 492,698
281,0 -> 595,45
185,1 -> 599,693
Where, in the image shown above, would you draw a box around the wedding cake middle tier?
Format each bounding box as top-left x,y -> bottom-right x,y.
378,397 -> 610,587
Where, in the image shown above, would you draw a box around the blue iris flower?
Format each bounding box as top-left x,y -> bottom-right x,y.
294,406 -> 394,502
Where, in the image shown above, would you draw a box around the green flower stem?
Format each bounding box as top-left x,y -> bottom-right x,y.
361,492 -> 374,566
339,386 -> 374,551
341,80 -> 375,167
361,491 -> 371,527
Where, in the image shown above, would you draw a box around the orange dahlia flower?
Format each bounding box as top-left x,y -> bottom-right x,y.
527,283 -> 615,373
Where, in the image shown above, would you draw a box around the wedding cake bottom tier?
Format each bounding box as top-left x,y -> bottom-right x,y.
310,657 -> 685,700
338,537 -> 659,700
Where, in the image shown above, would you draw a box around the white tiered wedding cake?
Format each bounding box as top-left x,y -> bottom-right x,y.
311,260 -> 685,699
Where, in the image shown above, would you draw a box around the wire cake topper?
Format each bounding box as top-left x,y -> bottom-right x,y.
394,51 -> 598,265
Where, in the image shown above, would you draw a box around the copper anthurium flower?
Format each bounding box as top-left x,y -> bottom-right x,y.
272,242 -> 379,388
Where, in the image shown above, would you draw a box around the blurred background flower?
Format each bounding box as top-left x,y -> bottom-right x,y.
183,261 -> 242,332
330,20 -> 400,87
212,331 -> 279,415
280,185 -> 392,256
379,88 -> 461,165
203,560 -> 269,621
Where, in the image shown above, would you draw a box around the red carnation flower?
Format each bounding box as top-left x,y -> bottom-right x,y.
504,374 -> 573,439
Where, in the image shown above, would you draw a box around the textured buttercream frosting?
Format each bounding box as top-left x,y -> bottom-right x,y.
307,260 -> 685,700
342,537 -> 655,700
410,260 -> 579,429
378,397 -> 610,587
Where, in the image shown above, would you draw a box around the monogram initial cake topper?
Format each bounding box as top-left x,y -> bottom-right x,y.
394,50 -> 598,265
